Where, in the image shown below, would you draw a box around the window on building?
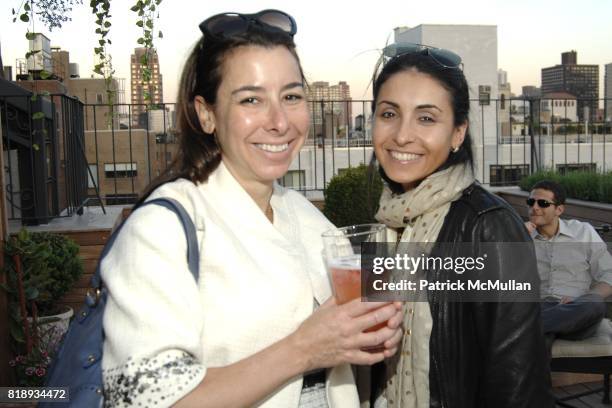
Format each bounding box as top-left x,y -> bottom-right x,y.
489,164 -> 530,187
279,170 -> 305,189
556,163 -> 596,175
105,193 -> 138,205
88,164 -> 98,189
104,163 -> 137,178
96,93 -> 104,104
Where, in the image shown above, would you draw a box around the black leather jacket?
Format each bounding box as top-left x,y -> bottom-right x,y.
428,183 -> 554,408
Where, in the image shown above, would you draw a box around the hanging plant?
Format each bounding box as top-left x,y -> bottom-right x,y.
90,0 -> 115,112
131,0 -> 163,107
12,0 -> 82,31
9,0 -> 164,123
11,1 -> 50,131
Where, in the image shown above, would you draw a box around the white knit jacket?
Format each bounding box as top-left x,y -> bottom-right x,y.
101,162 -> 359,407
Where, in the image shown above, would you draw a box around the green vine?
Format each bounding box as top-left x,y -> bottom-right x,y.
11,0 -> 48,137
131,0 -> 163,107
90,0 -> 115,109
12,1 -> 37,81
9,0 -> 165,124
12,0 -> 82,30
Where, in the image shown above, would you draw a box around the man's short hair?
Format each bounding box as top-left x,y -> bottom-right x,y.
531,180 -> 567,205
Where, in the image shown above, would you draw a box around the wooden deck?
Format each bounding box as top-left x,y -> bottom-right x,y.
554,381 -> 611,407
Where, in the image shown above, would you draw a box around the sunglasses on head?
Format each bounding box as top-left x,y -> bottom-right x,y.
526,198 -> 557,208
383,42 -> 463,69
199,9 -> 297,40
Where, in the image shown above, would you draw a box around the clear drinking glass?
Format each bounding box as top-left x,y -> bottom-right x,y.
322,224 -> 387,330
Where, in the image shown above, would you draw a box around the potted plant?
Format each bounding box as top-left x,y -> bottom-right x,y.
1,229 -> 84,386
324,164 -> 383,227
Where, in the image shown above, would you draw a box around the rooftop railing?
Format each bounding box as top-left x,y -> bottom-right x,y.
0,80 -> 94,225
1,85 -> 611,223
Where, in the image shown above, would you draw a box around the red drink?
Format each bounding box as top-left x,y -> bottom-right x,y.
328,255 -> 386,332
329,256 -> 361,304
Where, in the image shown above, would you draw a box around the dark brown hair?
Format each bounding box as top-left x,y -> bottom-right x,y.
137,25 -> 303,204
531,180 -> 567,204
369,52 -> 474,194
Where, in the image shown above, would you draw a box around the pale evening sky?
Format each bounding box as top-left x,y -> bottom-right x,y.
1,0 -> 611,103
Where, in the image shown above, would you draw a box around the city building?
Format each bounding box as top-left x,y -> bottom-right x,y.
5,38 -> 175,207
521,85 -> 541,98
540,91 -> 578,123
66,76 -> 124,130
541,50 -> 599,121
85,128 -> 177,204
498,69 -> 508,87
15,46 -> 127,128
498,69 -> 513,140
605,63 -> 612,122
148,108 -> 175,134
305,81 -> 352,139
130,47 -> 163,127
51,47 -> 70,81
18,33 -> 53,80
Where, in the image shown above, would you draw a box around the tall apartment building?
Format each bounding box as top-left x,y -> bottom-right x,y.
130,47 -> 163,127
497,69 -> 512,137
541,51 -> 599,121
605,63 -> 612,122
498,69 -> 508,87
305,81 -> 352,138
50,47 -> 70,81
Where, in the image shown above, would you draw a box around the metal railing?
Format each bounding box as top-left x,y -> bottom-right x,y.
280,98 -> 612,193
0,78 -> 97,224
2,91 -> 611,222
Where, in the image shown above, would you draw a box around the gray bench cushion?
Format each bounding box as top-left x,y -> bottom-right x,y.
552,318 -> 612,358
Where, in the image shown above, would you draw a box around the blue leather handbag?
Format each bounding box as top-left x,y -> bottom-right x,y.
39,198 -> 200,407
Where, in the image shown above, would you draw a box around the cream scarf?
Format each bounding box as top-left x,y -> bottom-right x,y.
375,163 -> 474,408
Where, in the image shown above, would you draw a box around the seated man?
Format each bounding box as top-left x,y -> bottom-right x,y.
524,180 -> 612,343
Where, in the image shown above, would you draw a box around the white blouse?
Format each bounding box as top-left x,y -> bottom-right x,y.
101,162 -> 358,407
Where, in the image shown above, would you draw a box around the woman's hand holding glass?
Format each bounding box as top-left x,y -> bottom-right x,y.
289,297 -> 403,370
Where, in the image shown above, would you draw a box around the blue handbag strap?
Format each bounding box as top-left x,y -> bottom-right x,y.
90,197 -> 200,289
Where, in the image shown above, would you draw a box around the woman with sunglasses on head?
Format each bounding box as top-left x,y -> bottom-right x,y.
99,9 -> 403,408
368,45 -> 553,407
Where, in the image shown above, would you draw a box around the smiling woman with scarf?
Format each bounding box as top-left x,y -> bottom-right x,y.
368,46 -> 554,408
